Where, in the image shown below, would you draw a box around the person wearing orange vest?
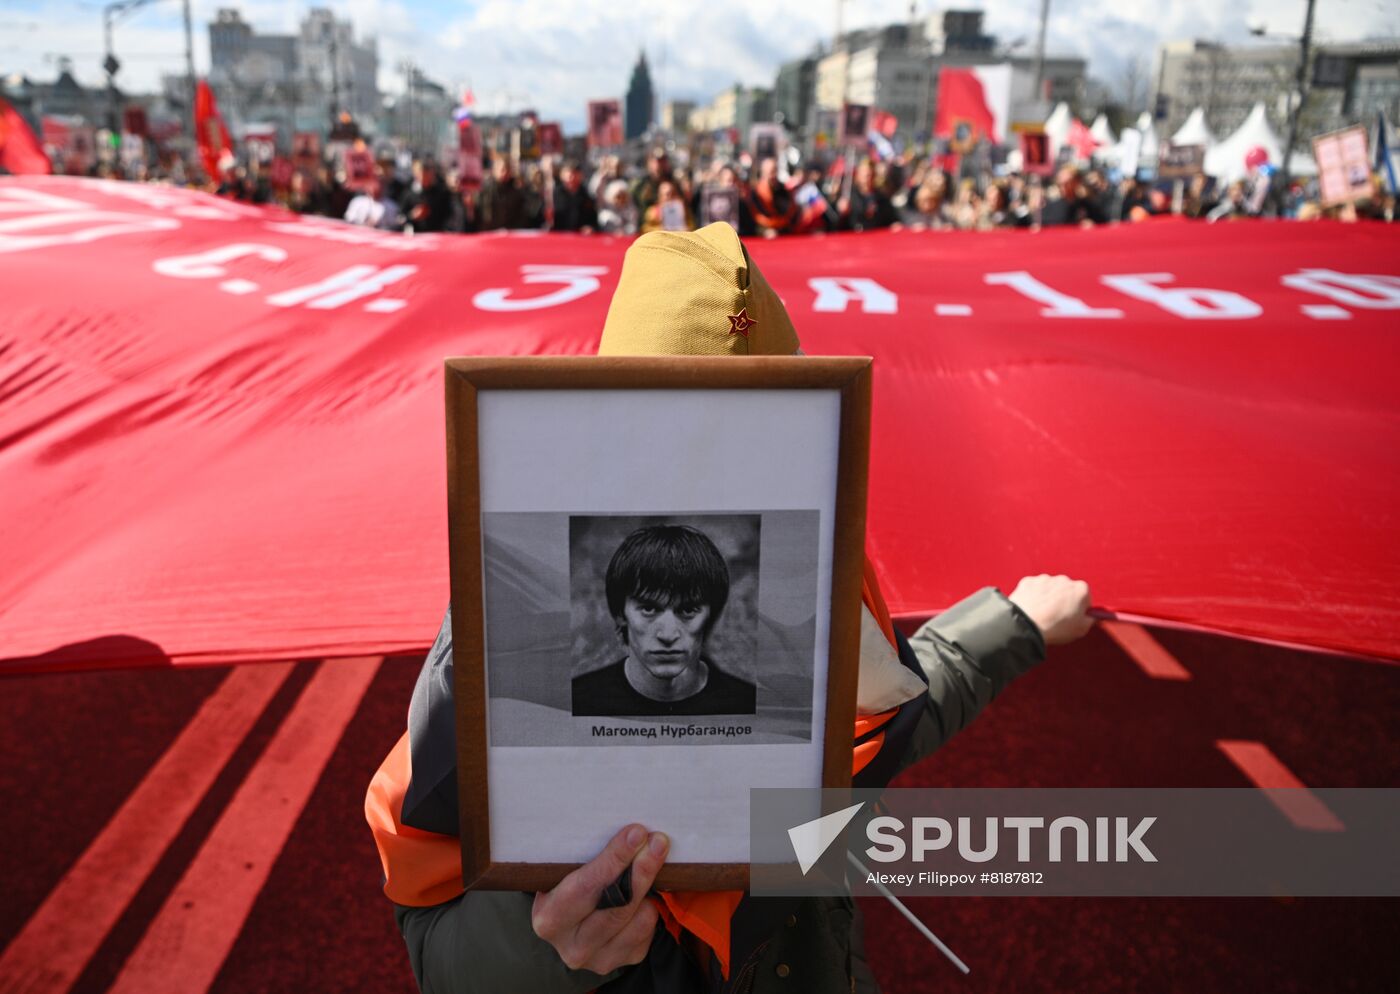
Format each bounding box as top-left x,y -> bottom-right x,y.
366,222 -> 1094,993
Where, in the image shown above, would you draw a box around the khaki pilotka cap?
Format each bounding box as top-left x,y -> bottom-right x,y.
597,222 -> 801,357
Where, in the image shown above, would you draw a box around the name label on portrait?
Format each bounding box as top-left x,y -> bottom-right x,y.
590,723 -> 756,740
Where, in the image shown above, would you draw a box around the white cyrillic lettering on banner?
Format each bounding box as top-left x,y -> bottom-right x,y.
267,265 -> 417,310
0,210 -> 179,255
0,186 -> 184,254
90,179 -> 257,220
984,271 -> 1123,318
808,277 -> 898,314
1101,273 -> 1262,319
472,265 -> 608,312
0,186 -> 92,214
153,244 -> 288,279
1281,269 -> 1400,309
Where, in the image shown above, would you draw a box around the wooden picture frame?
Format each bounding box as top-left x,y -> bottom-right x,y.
446,355 -> 872,892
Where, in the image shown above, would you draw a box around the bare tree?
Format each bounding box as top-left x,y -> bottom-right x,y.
1117,53 -> 1150,117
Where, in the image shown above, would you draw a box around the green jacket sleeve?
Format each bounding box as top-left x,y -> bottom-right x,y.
898,586 -> 1047,771
396,891 -> 621,994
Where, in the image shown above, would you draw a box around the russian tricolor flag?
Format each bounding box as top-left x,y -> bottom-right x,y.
452,87 -> 476,123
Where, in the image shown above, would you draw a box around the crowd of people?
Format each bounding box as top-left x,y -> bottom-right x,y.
75,142 -> 1399,234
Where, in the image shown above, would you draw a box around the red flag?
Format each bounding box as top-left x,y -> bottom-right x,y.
1068,118 -> 1098,160
0,98 -> 52,175
934,67 -> 1006,147
872,110 -> 898,139
194,80 -> 232,180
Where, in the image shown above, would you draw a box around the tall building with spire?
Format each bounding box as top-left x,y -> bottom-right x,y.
625,52 -> 654,140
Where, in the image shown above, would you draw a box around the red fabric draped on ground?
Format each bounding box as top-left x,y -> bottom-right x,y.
1,176 -> 1397,669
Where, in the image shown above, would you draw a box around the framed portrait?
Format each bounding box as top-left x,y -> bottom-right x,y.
1019,130 -> 1053,177
1157,142 -> 1206,180
749,123 -> 785,165
700,185 -> 741,230
1312,126 -> 1372,207
840,103 -> 871,148
660,199 -> 689,231
446,356 -> 872,892
587,99 -> 623,149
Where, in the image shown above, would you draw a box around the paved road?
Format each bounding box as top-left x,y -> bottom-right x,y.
1,623 -> 1395,993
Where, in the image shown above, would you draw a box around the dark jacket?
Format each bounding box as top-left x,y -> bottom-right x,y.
394,587 -> 1045,994
1039,194 -> 1107,227
399,179 -> 454,233
552,184 -> 598,232
478,176 -> 533,230
844,188 -> 898,231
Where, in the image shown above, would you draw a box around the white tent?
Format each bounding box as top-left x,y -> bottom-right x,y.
1102,128 -> 1144,175
1204,101 -> 1316,182
1044,102 -> 1072,156
1171,108 -> 1216,148
1090,114 -> 1117,148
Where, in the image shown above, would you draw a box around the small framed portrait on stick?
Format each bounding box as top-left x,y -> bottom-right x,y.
700,185 -> 742,230
445,355 -> 872,891
840,102 -> 871,149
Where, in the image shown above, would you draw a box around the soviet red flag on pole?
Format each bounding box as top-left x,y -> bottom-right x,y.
193,80 -> 232,180
934,66 -> 1010,147
0,98 -> 52,175
1068,117 -> 1100,161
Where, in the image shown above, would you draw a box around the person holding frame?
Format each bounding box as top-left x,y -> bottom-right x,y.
366,221 -> 1094,993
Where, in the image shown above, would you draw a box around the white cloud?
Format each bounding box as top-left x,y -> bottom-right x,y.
4,0 -> 1396,130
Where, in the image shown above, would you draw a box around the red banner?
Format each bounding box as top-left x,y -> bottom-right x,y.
2,177 -> 1398,670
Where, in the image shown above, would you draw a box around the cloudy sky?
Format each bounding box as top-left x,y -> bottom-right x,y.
3,0 -> 1396,128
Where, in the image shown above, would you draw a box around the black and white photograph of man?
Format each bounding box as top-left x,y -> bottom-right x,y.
572,524 -> 757,717
478,508 -> 817,746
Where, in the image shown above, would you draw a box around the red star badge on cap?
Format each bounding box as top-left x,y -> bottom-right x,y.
727,308 -> 757,337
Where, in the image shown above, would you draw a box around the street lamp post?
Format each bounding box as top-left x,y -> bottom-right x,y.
327,28 -> 341,125
102,0 -> 197,144
182,0 -> 194,145
103,6 -> 122,134
1032,0 -> 1052,106
1279,0 -> 1318,197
